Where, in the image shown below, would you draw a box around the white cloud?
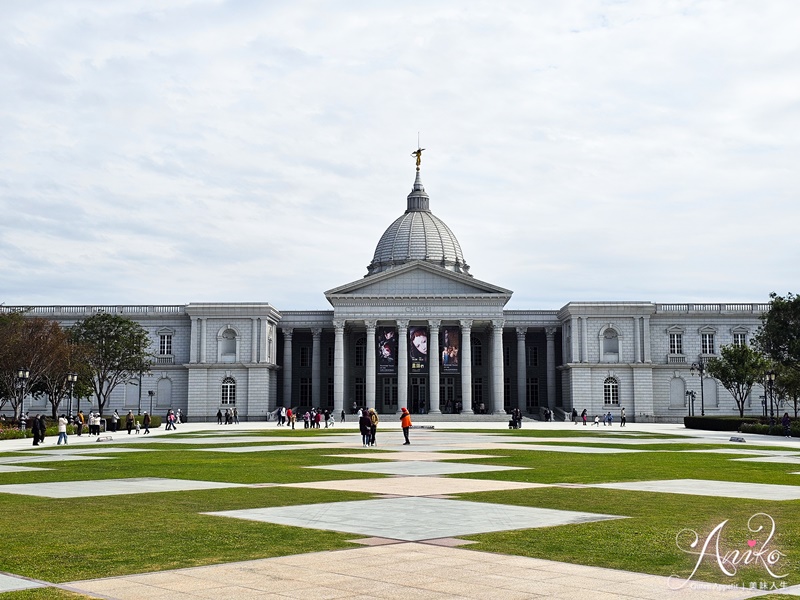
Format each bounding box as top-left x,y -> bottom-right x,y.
1,0 -> 798,310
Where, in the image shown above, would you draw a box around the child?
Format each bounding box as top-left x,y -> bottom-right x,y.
135,420 -> 141,434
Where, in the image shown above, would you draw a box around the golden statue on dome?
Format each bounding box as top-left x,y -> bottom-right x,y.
411,147 -> 425,171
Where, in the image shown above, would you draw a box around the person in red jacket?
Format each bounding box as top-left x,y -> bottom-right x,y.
400,407 -> 412,445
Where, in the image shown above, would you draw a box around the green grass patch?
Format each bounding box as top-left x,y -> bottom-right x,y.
0,589 -> 92,600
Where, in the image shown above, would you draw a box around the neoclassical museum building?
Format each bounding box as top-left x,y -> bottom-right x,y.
6,162 -> 769,423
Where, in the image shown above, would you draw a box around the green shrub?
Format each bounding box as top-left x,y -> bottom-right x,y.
684,416 -> 759,431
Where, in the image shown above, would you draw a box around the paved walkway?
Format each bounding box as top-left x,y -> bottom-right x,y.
1,420 -> 799,599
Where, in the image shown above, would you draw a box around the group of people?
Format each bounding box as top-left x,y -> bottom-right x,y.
357,406 -> 412,446
216,407 -> 238,425
573,408 -> 627,427
274,406 -> 336,429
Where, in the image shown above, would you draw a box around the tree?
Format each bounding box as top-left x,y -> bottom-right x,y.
755,292 -> 800,375
71,313 -> 153,417
31,336 -> 93,419
705,344 -> 769,418
0,312 -> 69,419
774,364 -> 800,418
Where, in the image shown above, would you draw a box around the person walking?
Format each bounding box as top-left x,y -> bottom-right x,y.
76,410 -> 85,436
400,407 -> 412,445
572,408 -> 578,424
126,410 -> 134,434
217,409 -> 223,425
369,408 -> 379,446
340,409 -> 345,423
233,407 -> 239,425
581,409 -> 587,426
57,415 -> 69,445
143,412 -> 151,434
111,409 -> 120,432
38,414 -> 47,443
782,412 -> 792,438
620,407 -> 626,427
31,414 -> 41,446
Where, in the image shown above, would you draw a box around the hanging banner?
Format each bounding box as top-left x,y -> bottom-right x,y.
376,327 -> 397,374
408,326 -> 429,373
440,326 -> 460,373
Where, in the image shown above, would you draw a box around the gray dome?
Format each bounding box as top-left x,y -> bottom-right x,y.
367,171 -> 471,276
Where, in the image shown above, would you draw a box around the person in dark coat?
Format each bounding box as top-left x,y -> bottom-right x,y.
359,410 -> 372,447
38,414 -> 47,444
31,414 -> 41,446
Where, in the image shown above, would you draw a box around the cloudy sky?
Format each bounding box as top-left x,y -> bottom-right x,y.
2,1 -> 798,311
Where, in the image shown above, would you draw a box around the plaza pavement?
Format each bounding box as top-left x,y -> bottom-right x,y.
1,419 -> 799,599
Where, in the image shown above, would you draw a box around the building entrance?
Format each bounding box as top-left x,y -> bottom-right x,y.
410,376 -> 427,414
440,376 -> 455,413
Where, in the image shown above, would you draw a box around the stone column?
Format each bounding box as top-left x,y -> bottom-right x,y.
282,328 -> 293,406
200,318 -> 207,363
251,319 -> 258,363
333,320 -> 345,416
581,317 -> 588,363
364,320 -> 377,410
311,327 -> 322,408
633,317 -> 641,364
516,327 -> 527,412
643,316 -> 652,363
397,320 -> 409,412
259,320 -> 269,363
570,317 -> 578,363
460,320 -> 473,414
428,319 -> 441,414
491,320 -> 505,414
546,326 -> 557,409
189,318 -> 198,363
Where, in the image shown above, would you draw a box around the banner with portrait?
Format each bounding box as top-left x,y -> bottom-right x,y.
376,327 -> 397,374
440,326 -> 460,373
408,326 -> 429,373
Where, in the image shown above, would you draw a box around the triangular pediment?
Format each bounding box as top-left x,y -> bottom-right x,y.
325,261 -> 512,299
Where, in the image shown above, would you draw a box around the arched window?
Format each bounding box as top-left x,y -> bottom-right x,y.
603,377 -> 619,405
221,377 -> 236,405
220,328 -> 237,363
602,329 -> 619,362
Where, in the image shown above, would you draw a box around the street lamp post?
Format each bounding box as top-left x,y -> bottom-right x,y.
66,372 -> 78,417
16,367 -> 30,424
766,370 -> 776,425
690,360 -> 706,416
685,390 -> 696,416
148,390 -> 155,414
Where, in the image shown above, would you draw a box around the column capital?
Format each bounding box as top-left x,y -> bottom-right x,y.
282,327 -> 294,340
428,319 -> 441,330
545,326 -> 557,339
515,326 -> 527,339
311,327 -> 323,339
491,319 -> 505,330
332,319 -> 346,330
396,319 -> 409,330
363,319 -> 377,330
459,319 -> 473,331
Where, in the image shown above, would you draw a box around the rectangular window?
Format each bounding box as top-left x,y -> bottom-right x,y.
355,345 -> 365,367
473,377 -> 484,412
733,333 -> 746,347
327,377 -> 334,408
300,377 -> 311,404
504,377 -> 510,411
355,377 -> 365,405
701,333 -> 715,355
669,333 -> 683,355
526,346 -> 538,367
383,377 -> 398,407
503,346 -> 511,367
159,334 -> 172,355
526,377 -> 539,410
327,347 -> 334,368
472,343 -> 482,367
300,347 -> 311,368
